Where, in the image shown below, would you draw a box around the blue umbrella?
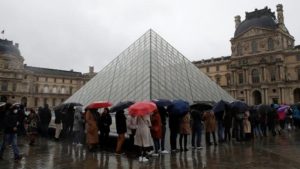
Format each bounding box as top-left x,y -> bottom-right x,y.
168,99 -> 189,116
152,99 -> 172,107
213,100 -> 229,113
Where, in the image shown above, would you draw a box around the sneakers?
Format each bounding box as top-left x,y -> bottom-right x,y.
152,153 -> 159,157
139,156 -> 149,162
77,143 -> 83,147
147,150 -> 154,155
196,146 -> 203,150
160,150 -> 169,154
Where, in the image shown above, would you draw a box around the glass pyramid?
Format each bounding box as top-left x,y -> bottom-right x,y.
66,29 -> 234,106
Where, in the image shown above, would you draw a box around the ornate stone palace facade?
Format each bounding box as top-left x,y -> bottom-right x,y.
0,39 -> 96,108
194,4 -> 300,105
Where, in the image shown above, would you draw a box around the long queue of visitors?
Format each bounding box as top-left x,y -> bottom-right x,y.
0,100 -> 299,162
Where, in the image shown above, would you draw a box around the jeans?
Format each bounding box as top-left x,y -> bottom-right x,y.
217,120 -> 224,142
191,125 -> 202,147
160,125 -> 166,151
0,133 -> 20,158
153,139 -> 160,153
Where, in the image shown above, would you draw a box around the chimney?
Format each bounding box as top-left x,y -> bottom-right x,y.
15,43 -> 19,48
235,15 -> 241,29
89,66 -> 94,74
276,4 -> 284,24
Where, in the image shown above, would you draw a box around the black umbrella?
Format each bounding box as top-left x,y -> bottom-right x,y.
257,104 -> 272,115
230,101 -> 248,112
152,99 -> 172,107
54,102 -> 82,112
110,101 -> 135,113
213,100 -> 230,113
190,102 -> 213,112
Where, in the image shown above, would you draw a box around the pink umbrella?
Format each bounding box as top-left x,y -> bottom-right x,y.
128,101 -> 157,116
277,105 -> 289,120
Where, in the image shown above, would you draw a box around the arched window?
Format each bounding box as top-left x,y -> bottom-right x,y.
252,69 -> 260,83
1,81 -> 8,91
43,85 -> 49,93
268,38 -> 274,50
252,40 -> 257,53
270,67 -> 276,81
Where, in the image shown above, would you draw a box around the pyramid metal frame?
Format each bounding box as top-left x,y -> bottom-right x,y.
66,29 -> 234,106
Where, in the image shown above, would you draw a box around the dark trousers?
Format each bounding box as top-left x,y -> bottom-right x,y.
160,125 -> 166,151
191,125 -> 202,147
100,132 -> 109,147
261,123 -> 267,137
179,134 -> 188,150
153,139 -> 160,153
234,120 -> 244,141
205,132 -> 216,145
224,127 -> 231,141
170,131 -> 177,150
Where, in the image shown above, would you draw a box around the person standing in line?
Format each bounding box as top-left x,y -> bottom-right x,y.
26,109 -> 39,146
38,104 -> 52,137
0,105 -> 22,161
243,111 -> 252,141
191,109 -> 203,149
150,109 -> 162,156
127,114 -> 137,152
168,111 -> 180,152
73,106 -> 84,146
115,110 -> 127,155
54,109 -> 63,141
179,112 -> 191,151
203,110 -> 217,146
224,108 -> 233,142
158,106 -> 168,154
134,114 -> 153,162
99,108 -> 112,148
85,108 -> 99,152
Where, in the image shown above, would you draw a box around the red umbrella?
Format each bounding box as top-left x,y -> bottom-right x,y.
128,101 -> 157,116
86,101 -> 112,109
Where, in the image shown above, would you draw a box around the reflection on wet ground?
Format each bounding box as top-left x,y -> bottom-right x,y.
1,131 -> 300,169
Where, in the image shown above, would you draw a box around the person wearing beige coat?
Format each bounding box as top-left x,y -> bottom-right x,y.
179,113 -> 191,151
203,111 -> 217,146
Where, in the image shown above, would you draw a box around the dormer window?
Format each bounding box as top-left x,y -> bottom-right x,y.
252,40 -> 257,53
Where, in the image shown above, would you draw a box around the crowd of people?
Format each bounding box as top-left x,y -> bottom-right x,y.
0,101 -> 299,162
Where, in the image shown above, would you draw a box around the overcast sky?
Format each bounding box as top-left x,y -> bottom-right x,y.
0,0 -> 299,73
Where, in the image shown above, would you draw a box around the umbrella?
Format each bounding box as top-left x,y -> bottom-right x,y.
152,99 -> 172,107
190,102 -> 213,112
54,102 -> 82,112
257,104 -> 272,115
168,99 -> 189,116
0,102 -> 6,107
128,101 -> 157,116
230,101 -> 248,112
86,101 -> 112,109
277,105 -> 290,112
292,102 -> 300,109
110,101 -> 135,112
271,104 -> 280,109
213,100 -> 229,112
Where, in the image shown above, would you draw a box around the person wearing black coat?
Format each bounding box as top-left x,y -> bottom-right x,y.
115,110 -> 127,154
98,108 -> 112,148
54,109 -> 63,141
158,106 -> 168,153
168,111 -> 180,152
224,109 -> 233,142
0,106 -> 22,160
38,104 -> 52,137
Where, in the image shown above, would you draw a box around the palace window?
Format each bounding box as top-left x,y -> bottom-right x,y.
238,72 -> 243,84
251,40 -> 257,53
1,81 -> 8,91
216,65 -> 219,72
43,85 -> 49,93
252,69 -> 260,83
61,86 -> 66,94
206,67 -> 210,73
268,38 -> 274,50
237,43 -> 242,55
270,67 -> 276,81
52,86 -> 57,93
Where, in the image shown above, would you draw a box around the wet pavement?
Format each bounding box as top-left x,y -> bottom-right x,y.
1,131 -> 300,169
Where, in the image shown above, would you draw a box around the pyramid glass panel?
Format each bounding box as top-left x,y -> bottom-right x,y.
66,29 -> 234,106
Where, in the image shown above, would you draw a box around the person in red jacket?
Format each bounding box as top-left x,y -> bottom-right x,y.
150,109 -> 162,156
